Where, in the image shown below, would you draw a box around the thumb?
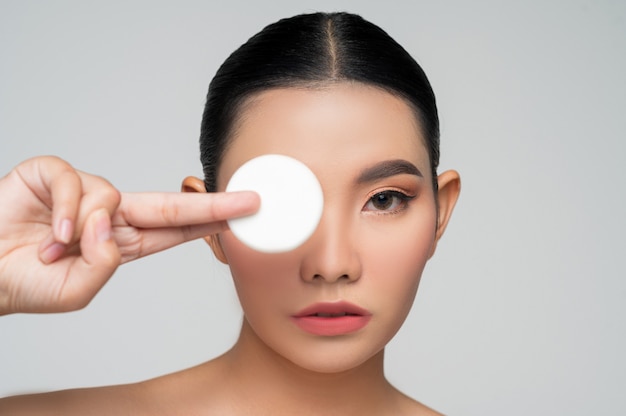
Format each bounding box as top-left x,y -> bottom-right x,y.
61,208 -> 121,311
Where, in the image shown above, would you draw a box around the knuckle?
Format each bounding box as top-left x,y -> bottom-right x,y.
160,199 -> 181,225
103,186 -> 122,208
41,156 -> 75,177
89,176 -> 122,210
40,155 -> 69,167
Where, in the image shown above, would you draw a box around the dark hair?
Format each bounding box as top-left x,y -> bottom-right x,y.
200,12 -> 439,192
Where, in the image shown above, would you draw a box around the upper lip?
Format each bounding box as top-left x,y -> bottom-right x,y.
293,301 -> 371,318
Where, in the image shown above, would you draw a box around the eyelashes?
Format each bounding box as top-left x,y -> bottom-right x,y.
362,190 -> 416,215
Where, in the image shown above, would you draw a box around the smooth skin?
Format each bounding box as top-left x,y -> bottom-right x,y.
0,84 -> 460,415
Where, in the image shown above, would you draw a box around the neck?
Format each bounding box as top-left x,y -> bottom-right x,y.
220,318 -> 395,414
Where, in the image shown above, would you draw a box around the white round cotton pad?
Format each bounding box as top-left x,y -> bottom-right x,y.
226,154 -> 324,253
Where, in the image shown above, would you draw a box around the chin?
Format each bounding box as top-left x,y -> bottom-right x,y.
268,332 -> 390,375
292,350 -> 381,375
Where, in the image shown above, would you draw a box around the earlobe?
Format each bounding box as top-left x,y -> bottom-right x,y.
429,170 -> 461,257
181,176 -> 230,264
207,234 -> 229,264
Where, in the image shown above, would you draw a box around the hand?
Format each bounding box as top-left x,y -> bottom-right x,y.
0,156 -> 259,315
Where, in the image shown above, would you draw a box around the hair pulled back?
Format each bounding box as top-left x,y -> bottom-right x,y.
200,12 -> 439,192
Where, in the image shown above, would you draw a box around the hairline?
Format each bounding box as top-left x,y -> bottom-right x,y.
214,80 -> 436,192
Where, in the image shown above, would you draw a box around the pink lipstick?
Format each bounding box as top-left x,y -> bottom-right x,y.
291,301 -> 371,336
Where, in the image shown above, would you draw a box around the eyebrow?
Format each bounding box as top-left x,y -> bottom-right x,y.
356,159 -> 423,184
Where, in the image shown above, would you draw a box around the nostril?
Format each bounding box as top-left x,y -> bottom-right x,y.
310,273 -> 351,282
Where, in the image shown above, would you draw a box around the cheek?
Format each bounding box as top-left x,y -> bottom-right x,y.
218,231 -> 300,315
361,208 -> 437,327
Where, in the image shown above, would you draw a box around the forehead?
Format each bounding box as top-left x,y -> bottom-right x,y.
217,83 -> 429,189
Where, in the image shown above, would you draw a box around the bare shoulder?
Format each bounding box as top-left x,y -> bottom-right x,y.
0,360 -> 227,416
393,390 -> 444,416
0,383 -> 150,416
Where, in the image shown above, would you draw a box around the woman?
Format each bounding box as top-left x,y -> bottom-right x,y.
0,12 -> 460,415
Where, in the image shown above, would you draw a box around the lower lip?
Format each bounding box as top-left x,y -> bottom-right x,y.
291,315 -> 371,336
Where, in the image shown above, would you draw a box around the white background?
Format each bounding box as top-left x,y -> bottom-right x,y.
1,1 -> 625,414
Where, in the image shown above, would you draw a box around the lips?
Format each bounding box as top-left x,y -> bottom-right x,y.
291,301 -> 372,336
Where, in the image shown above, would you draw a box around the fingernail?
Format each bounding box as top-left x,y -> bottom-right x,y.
58,218 -> 73,244
94,209 -> 112,242
228,191 -> 261,213
40,242 -> 65,264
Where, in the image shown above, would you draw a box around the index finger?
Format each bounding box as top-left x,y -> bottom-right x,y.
116,191 -> 260,229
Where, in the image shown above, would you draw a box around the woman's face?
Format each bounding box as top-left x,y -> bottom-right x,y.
214,83 -> 440,373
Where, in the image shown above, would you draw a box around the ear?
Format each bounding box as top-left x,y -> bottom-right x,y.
181,176 -> 229,264
429,170 -> 461,258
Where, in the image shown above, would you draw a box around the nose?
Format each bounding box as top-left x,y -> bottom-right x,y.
299,209 -> 362,284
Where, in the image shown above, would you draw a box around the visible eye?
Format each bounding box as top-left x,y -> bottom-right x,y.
363,190 -> 415,214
